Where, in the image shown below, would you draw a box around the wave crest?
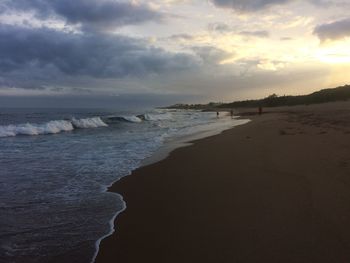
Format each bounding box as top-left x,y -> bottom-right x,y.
72,117 -> 108,129
0,117 -> 108,138
122,116 -> 142,123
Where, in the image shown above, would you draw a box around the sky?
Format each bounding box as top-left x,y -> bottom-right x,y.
0,0 -> 350,108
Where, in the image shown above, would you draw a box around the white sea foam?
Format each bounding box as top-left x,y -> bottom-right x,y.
144,112 -> 172,121
0,120 -> 74,137
122,116 -> 142,123
0,117 -> 108,138
72,117 -> 108,129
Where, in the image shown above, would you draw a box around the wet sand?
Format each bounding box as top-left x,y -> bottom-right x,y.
96,101 -> 350,263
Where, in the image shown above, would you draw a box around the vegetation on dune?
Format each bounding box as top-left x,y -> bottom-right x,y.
167,84 -> 350,109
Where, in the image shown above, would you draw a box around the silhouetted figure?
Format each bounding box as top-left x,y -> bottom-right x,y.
230,109 -> 234,119
216,112 -> 219,118
258,106 -> 263,115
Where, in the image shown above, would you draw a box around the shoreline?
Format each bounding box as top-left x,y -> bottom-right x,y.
94,114 -> 259,263
91,114 -> 250,263
91,192 -> 125,263
96,101 -> 350,262
141,116 -> 250,167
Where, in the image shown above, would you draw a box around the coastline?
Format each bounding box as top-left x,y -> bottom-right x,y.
96,101 -> 350,262
90,114 -> 250,262
140,116 -> 250,167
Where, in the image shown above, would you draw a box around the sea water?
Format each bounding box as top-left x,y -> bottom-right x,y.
0,108 -> 249,263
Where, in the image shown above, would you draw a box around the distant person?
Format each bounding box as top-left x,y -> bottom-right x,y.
216,112 -> 219,118
230,109 -> 234,118
258,106 -> 263,115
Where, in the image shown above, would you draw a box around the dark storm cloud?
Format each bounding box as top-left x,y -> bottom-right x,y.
210,0 -> 293,12
314,18 -> 350,42
0,24 -> 198,88
1,0 -> 162,30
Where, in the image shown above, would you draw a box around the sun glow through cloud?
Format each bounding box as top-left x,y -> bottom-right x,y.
315,40 -> 350,64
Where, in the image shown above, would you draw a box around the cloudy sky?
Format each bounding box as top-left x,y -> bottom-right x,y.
1,0 -> 350,107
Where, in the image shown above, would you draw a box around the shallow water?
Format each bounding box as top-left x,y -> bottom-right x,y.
0,108 -> 247,263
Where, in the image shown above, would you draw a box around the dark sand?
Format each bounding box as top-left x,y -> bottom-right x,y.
96,101 -> 350,263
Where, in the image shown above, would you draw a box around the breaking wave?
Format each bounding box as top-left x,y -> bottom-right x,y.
106,116 -> 142,123
143,113 -> 172,121
0,117 -> 108,138
122,116 -> 142,123
72,117 -> 108,129
105,112 -> 173,124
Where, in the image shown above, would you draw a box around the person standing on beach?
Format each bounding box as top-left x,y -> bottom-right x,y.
230,110 -> 234,118
216,112 -> 219,118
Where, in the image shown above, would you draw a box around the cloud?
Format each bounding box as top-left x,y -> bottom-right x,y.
210,0 -> 294,12
208,23 -> 269,38
1,0 -> 162,31
167,33 -> 195,41
239,30 -> 269,38
314,18 -> 350,42
309,0 -> 350,8
0,24 -> 198,89
191,46 -> 235,64
280,37 -> 293,41
210,0 -> 350,12
208,22 -> 233,33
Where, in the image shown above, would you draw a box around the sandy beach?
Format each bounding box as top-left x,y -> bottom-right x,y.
96,101 -> 350,263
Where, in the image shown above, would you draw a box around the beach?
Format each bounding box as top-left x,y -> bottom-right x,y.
96,101 -> 350,263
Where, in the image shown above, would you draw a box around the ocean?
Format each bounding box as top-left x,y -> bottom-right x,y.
0,108 -> 249,263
